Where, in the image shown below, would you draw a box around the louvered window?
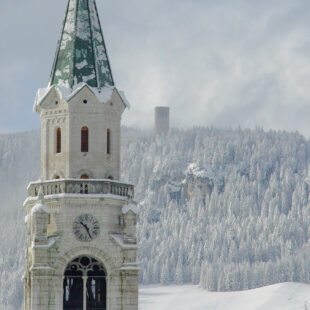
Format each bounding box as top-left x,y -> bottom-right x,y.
56,128 -> 61,153
81,127 -> 89,152
107,129 -> 111,154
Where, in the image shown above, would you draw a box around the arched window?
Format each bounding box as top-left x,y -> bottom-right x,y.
63,256 -> 106,310
56,128 -> 61,153
81,174 -> 89,179
107,129 -> 111,154
81,127 -> 89,152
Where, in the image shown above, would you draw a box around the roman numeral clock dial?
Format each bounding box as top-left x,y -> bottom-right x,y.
73,214 -> 100,242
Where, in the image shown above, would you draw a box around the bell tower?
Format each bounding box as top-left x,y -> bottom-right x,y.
23,1 -> 139,309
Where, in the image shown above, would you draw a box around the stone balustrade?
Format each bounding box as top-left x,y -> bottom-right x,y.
28,179 -> 134,198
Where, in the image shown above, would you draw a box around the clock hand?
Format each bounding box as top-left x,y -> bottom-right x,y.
80,221 -> 92,238
85,226 -> 92,238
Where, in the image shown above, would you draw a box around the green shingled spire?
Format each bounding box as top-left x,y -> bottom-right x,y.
49,0 -> 114,90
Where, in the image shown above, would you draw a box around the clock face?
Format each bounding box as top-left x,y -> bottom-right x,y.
73,214 -> 100,242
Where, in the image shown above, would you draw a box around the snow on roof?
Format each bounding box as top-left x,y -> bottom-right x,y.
34,83 -> 129,111
31,202 -> 50,215
31,237 -> 58,249
65,83 -> 113,102
110,234 -> 138,249
122,202 -> 138,215
119,265 -> 140,271
23,193 -> 129,207
30,266 -> 54,271
31,186 -> 50,215
118,90 -> 131,109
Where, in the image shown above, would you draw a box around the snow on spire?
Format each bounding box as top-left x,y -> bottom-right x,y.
49,0 -> 114,91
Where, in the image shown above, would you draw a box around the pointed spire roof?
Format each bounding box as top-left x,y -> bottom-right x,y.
49,0 -> 114,90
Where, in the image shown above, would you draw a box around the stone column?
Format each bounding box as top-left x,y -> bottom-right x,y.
83,275 -> 87,310
30,274 -> 50,310
120,270 -> 139,310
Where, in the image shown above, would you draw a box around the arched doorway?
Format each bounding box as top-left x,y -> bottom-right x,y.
63,256 -> 106,310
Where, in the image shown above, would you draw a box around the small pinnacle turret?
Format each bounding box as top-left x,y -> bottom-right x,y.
38,186 -> 44,204
49,0 -> 114,91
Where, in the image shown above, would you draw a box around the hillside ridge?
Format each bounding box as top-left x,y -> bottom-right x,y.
1,127 -> 310,308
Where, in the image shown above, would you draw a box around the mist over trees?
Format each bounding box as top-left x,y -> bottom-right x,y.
0,130 -> 40,309
1,127 -> 310,308
122,127 -> 310,290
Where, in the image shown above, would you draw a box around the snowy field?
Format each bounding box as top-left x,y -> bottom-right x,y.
139,283 -> 310,310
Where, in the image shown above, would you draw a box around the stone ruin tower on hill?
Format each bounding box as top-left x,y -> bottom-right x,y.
155,106 -> 170,135
23,0 -> 139,309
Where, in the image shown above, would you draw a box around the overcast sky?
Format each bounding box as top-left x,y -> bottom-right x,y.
1,0 -> 310,136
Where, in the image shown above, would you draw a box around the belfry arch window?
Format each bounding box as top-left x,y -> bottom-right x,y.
63,256 -> 106,310
107,129 -> 111,155
56,128 -> 61,153
81,127 -> 89,152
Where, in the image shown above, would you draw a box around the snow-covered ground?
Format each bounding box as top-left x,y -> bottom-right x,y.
139,283 -> 310,310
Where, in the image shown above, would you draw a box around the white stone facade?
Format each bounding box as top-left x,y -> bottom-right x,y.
24,81 -> 138,310
25,0 -> 139,307
24,190 -> 139,310
36,85 -> 125,181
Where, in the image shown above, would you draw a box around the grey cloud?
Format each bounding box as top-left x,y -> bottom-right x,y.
2,0 -> 310,136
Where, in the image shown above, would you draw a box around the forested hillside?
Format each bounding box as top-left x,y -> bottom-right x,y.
0,130 -> 40,309
1,127 -> 310,308
121,127 -> 310,290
